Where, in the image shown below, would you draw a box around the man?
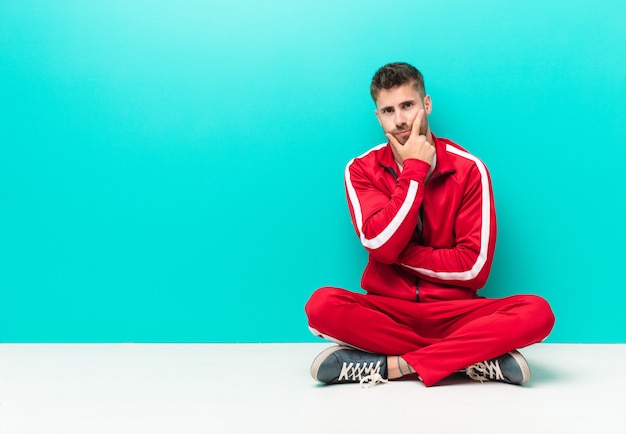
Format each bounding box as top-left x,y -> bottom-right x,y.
305,62 -> 555,387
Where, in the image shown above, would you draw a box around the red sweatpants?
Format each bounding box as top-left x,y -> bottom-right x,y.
305,287 -> 555,386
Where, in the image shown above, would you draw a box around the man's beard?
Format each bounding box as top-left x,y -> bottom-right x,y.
393,120 -> 428,144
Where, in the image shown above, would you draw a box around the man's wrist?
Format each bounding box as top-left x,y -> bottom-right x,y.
399,158 -> 431,181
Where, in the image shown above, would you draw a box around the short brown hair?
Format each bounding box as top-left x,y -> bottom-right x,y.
370,62 -> 426,102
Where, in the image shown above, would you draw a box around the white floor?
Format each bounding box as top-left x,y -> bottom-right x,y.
0,343 -> 624,434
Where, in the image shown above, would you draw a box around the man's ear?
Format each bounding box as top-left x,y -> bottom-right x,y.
374,109 -> 382,126
423,95 -> 433,115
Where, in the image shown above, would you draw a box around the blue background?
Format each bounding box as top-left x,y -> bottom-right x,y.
1,0 -> 624,342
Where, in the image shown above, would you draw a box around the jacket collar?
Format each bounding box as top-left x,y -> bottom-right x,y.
430,133 -> 455,177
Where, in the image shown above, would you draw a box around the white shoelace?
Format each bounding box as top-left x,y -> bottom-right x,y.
338,361 -> 388,387
466,359 -> 504,383
360,372 -> 389,388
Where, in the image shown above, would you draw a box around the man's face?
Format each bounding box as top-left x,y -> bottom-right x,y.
374,82 -> 432,145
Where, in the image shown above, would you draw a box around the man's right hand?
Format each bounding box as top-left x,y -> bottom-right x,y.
386,109 -> 436,165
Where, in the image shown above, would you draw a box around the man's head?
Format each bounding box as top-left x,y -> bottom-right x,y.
370,62 -> 426,103
371,62 -> 432,145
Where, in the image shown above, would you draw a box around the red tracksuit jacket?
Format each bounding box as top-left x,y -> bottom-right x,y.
345,133 -> 497,302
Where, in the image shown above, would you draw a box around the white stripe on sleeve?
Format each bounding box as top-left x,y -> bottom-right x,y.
345,144 -> 420,250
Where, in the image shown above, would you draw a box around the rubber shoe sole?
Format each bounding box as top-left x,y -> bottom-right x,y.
310,345 -> 347,382
508,350 -> 531,384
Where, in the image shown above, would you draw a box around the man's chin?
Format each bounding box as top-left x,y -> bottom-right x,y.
394,136 -> 409,145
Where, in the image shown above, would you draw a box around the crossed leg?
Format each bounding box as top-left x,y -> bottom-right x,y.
305,286 -> 555,386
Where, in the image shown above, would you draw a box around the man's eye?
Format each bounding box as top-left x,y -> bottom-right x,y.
382,108 -> 393,114
403,102 -> 414,109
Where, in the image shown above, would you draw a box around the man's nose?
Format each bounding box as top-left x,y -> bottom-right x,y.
395,111 -> 407,128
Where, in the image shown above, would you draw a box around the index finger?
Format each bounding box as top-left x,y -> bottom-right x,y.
411,109 -> 425,136
385,132 -> 401,149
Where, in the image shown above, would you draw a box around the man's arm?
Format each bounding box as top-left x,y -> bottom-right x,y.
397,158 -> 497,290
345,157 -> 429,264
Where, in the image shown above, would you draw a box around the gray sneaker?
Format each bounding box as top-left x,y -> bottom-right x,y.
465,350 -> 531,385
311,346 -> 388,387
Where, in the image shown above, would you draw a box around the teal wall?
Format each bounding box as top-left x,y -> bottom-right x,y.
1,1 -> 624,343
